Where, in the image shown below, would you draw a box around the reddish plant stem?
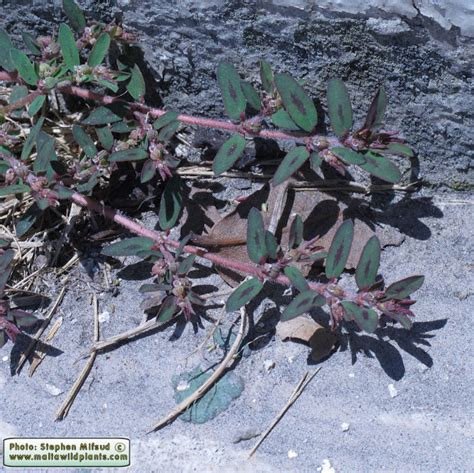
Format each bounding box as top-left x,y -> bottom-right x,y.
0,70 -> 341,148
69,190 -> 328,293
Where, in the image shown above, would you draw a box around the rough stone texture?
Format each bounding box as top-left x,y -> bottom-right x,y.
0,0 -> 472,189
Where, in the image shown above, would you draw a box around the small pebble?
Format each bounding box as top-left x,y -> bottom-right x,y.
287,356 -> 295,364
264,359 -> 275,372
341,422 -> 350,432
98,311 -> 110,323
287,449 -> 298,459
348,373 -> 355,378
321,459 -> 336,472
2,355 -> 8,362
176,380 -> 190,392
388,384 -> 398,398
44,383 -> 63,396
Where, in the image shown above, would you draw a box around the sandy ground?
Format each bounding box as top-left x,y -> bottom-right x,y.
1,188 -> 473,472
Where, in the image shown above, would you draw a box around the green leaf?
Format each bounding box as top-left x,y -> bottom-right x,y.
72,125 -> 97,158
274,73 -> 317,132
8,85 -> 28,118
355,235 -> 381,290
173,367 -> 244,424
386,142 -> 414,158
212,134 -> 246,176
140,159 -> 156,183
34,131 -> 56,173
271,109 -> 300,130
310,152 -> 322,171
327,78 -> 353,137
157,120 -> 180,141
272,146 -> 309,186
363,86 -> 387,130
284,266 -> 309,293
156,295 -> 178,323
28,95 -> 46,117
246,207 -> 267,264
358,151 -> 401,184
341,301 -> 378,333
288,214 -> 303,249
0,29 -> 14,71
109,148 -> 148,162
331,147 -> 365,165
127,64 -> 146,100
96,126 -> 114,150
62,0 -> 86,33
216,62 -> 246,121
153,111 -> 180,130
386,312 -> 413,330
110,120 -> 132,132
22,32 -> 41,56
264,231 -> 278,260
87,32 -> 111,67
178,254 -> 196,275
325,219 -> 354,279
21,117 -> 44,160
384,275 -> 424,300
58,23 -> 80,70
95,78 -> 118,93
259,60 -> 273,93
10,49 -> 38,85
15,203 -> 42,237
76,171 -> 99,194
226,278 -> 264,312
241,80 -> 261,111
281,290 -> 325,321
0,184 -> 31,196
159,176 -> 184,230
102,237 -> 155,256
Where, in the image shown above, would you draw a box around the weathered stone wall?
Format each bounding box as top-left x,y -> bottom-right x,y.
1,0 -> 473,189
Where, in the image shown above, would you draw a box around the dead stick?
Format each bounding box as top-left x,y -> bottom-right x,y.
248,367 -> 321,458
148,308 -> 248,433
16,286 -> 66,374
55,294 -> 100,420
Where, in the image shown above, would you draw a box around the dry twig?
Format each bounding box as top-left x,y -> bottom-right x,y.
148,307 -> 248,433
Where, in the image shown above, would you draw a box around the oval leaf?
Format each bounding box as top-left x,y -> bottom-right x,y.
156,295 -> 178,323
331,147 -> 365,165
109,148 -> 148,162
281,290 -> 325,322
241,80 -> 261,111
62,0 -> 86,33
271,109 -> 300,130
34,131 -> 56,173
28,95 -> 46,117
127,64 -> 146,100
82,107 -> 122,125
178,254 -> 196,275
363,86 -> 387,130
88,32 -> 111,67
96,126 -> 114,150
341,301 -> 378,333
310,152 -> 322,171
58,23 -> 80,70
159,176 -> 183,230
264,230 -> 278,261
213,134 -> 246,176
140,159 -> 156,184
72,125 -> 97,158
327,78 -> 352,137
21,117 -> 44,160
358,152 -> 401,183
325,219 -> 354,279
284,266 -> 310,293
15,204 -> 42,238
386,142 -> 414,158
355,235 -> 381,290
226,278 -> 264,312
259,60 -> 273,93
272,146 -> 309,186
384,275 -> 424,300
22,32 -> 41,56
216,62 -> 246,121
10,49 -> 38,85
0,29 -> 14,71
274,73 -> 317,132
0,184 -> 31,197
153,111 -> 180,130
246,207 -> 267,264
157,120 -> 180,141
288,214 -> 303,249
102,237 -> 154,257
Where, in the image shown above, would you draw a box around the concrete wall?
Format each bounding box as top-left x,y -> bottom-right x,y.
1,0 -> 472,188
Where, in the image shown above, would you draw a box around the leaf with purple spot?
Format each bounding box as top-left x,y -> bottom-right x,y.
226,278 -> 264,312
281,290 -> 325,321
327,78 -> 353,137
325,219 -> 354,279
384,275 -> 424,300
341,301 -> 378,333
272,146 -> 310,186
355,235 -> 381,289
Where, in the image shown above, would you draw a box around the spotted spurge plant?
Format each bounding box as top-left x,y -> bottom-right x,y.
0,0 -> 424,356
